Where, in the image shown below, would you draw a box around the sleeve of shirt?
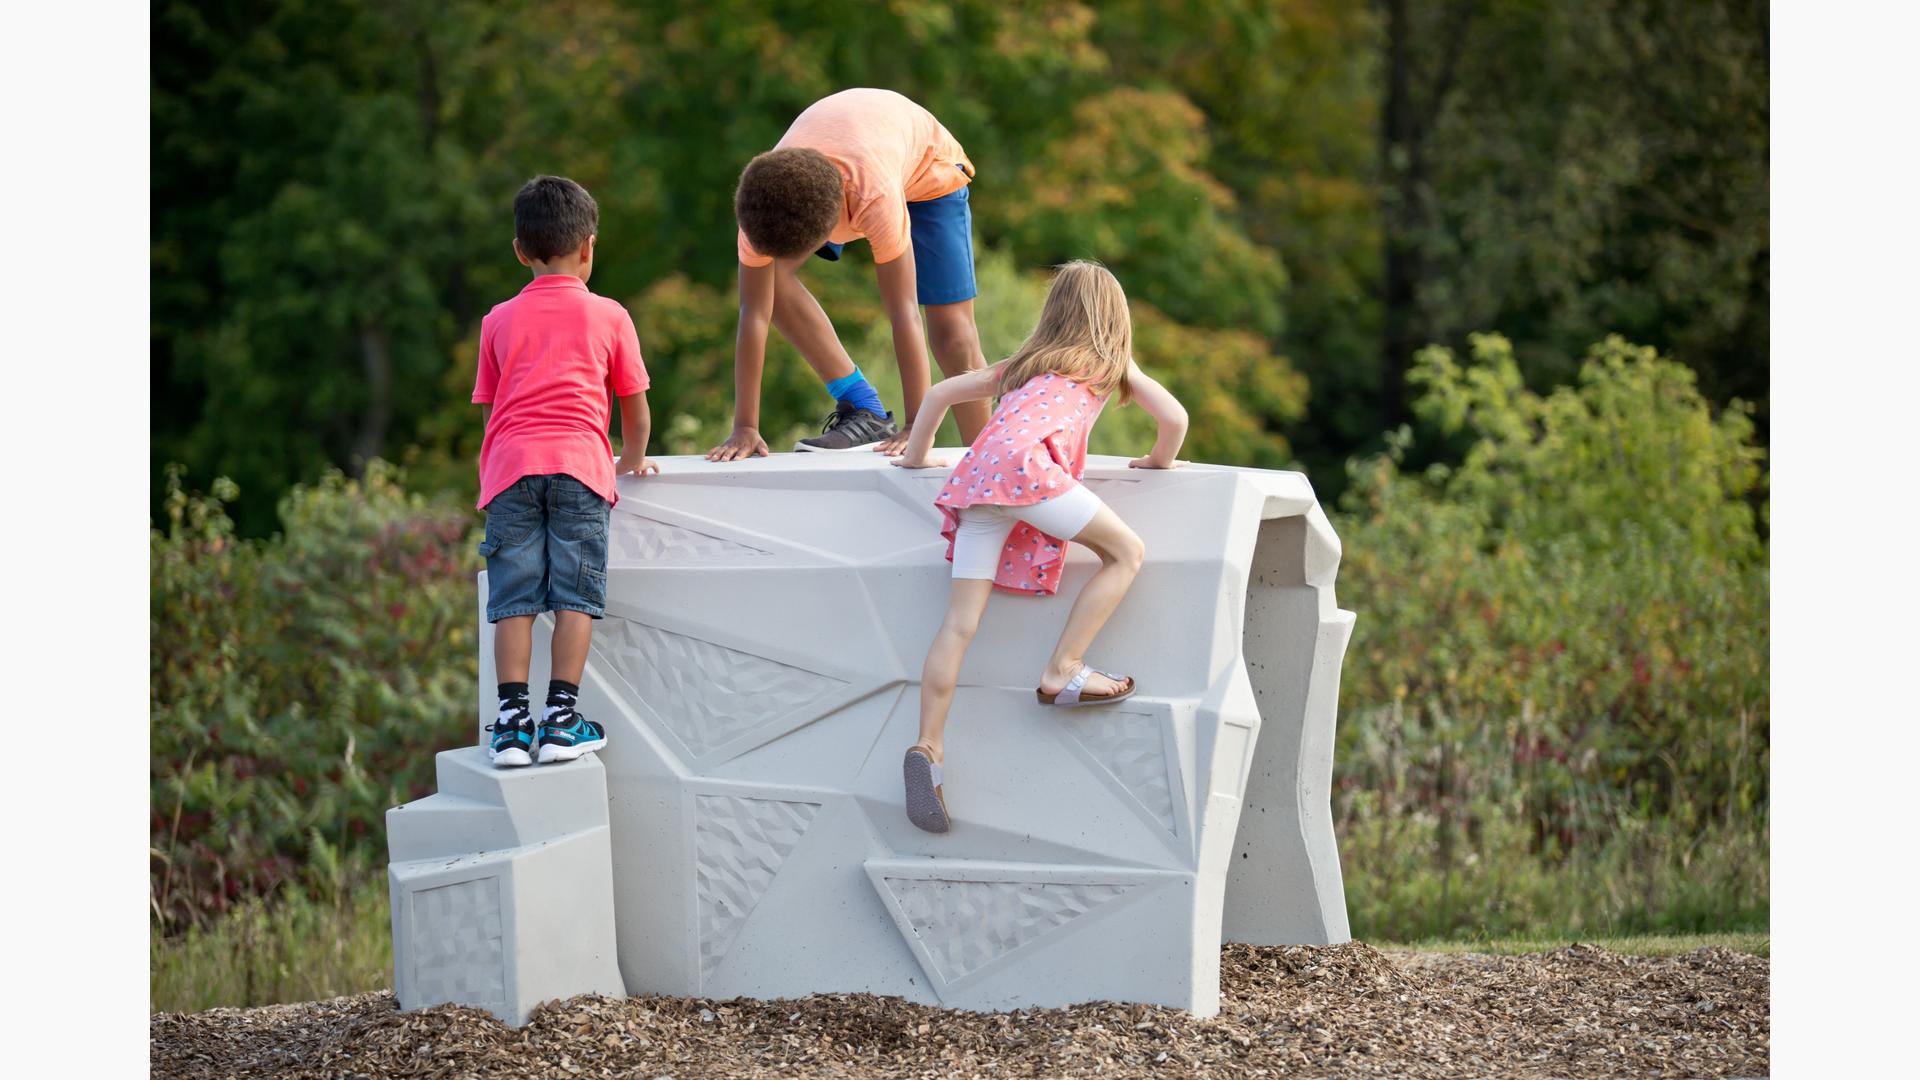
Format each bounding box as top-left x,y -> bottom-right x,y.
471,318 -> 499,403
736,227 -> 774,269
610,307 -> 649,395
857,191 -> 912,265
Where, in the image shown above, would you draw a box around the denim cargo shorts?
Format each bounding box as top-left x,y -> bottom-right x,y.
478,473 -> 610,622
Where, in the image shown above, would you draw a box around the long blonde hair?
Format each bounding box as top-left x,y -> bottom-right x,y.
997,261 -> 1134,405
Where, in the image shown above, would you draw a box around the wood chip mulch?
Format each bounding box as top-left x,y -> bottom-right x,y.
150,942 -> 1768,1078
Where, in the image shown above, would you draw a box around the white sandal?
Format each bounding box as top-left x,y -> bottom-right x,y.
1036,663 -> 1136,707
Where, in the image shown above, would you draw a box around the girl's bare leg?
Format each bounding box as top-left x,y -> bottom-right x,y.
1038,505 -> 1145,696
916,578 -> 995,764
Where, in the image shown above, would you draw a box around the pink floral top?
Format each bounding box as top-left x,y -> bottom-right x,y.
934,372 -> 1109,595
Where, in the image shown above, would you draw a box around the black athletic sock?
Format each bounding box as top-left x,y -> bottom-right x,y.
495,682 -> 531,731
546,679 -> 580,719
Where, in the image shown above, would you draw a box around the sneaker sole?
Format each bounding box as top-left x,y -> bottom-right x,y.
793,439 -> 887,453
491,747 -> 533,767
537,738 -> 607,764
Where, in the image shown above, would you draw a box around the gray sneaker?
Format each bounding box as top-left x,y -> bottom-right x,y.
795,401 -> 898,452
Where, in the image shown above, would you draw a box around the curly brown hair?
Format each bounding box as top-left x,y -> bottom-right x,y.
734,148 -> 844,259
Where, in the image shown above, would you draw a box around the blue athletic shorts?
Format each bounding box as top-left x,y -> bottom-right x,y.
814,165 -> 977,306
478,473 -> 610,622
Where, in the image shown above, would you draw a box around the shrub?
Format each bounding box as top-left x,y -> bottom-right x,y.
1332,334 -> 1769,939
151,462 -> 480,932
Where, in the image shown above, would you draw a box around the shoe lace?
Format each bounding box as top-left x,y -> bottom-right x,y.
818,407 -> 853,433
485,701 -> 532,736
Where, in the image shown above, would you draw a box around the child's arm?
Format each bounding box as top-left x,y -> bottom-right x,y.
615,391 -> 659,476
1125,361 -> 1190,469
707,261 -> 776,461
873,250 -> 932,453
891,363 -> 1002,469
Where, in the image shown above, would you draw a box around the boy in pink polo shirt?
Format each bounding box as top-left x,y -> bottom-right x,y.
472,175 -> 656,768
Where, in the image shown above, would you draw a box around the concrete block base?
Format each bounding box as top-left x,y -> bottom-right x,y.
386,747 -> 623,1026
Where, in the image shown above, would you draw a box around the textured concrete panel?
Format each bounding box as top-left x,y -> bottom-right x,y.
881,877 -> 1135,983
595,617 -> 849,758
408,878 -> 507,1010
1064,708 -> 1179,835
694,794 -> 821,980
444,451 -> 1352,1016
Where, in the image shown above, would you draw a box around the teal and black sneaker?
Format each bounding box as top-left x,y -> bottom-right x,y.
538,706 -> 608,764
487,718 -> 536,767
486,699 -> 537,768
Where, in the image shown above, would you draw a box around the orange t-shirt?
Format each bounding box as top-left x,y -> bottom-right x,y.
736,88 -> 974,267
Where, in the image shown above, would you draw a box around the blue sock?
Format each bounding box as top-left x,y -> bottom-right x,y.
824,368 -> 886,416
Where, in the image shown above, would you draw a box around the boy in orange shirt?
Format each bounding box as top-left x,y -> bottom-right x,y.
707,88 -> 992,458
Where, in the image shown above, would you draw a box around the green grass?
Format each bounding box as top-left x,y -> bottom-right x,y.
150,879 -> 393,1014
1391,931 -> 1769,957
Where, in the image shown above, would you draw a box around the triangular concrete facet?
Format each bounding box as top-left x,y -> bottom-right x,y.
1068,710 -> 1179,835
597,617 -> 848,757
695,795 -> 821,981
881,877 -> 1135,984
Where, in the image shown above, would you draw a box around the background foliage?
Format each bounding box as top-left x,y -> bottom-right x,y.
1335,336 -> 1766,938
150,464 -> 477,931
150,0 -> 1768,1000
153,0 -> 1766,531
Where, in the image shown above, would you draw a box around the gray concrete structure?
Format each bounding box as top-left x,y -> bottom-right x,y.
391,450 -> 1352,1022
387,747 -> 624,1025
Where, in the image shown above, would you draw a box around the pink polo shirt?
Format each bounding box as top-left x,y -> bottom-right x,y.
471,274 -> 649,509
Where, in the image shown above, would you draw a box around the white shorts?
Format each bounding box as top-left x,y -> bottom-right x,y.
949,483 -> 1105,581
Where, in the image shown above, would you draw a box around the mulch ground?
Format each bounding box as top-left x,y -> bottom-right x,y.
151,942 -> 1768,1078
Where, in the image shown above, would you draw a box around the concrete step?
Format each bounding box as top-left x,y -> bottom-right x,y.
385,792 -> 517,863
431,745 -> 609,843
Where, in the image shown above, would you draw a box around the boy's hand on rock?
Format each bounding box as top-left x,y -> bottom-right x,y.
1128,456 -> 1187,470
616,455 -> 660,477
707,427 -> 770,461
873,426 -> 913,455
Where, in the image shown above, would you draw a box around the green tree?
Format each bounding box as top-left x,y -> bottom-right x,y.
1377,0 -> 1769,427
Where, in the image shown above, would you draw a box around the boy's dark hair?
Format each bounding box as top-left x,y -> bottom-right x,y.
513,175 -> 599,261
735,148 -> 843,258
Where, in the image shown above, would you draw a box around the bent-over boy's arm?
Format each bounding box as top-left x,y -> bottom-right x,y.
708,260 -> 776,461
615,391 -> 659,476
891,363 -> 1002,468
873,248 -> 931,449
1126,361 -> 1190,470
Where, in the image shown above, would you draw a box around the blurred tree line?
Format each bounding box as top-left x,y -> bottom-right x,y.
152,0 -> 1767,534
